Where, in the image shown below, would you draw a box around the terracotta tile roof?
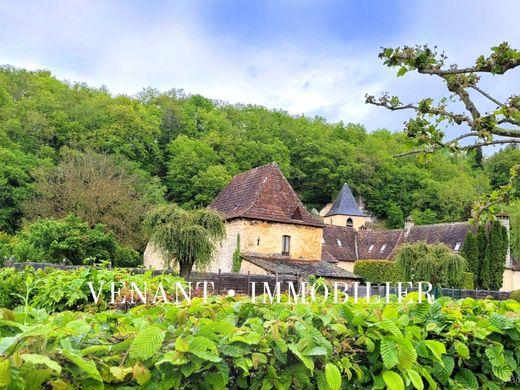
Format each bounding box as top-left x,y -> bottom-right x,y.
405,222 -> 475,252
209,162 -> 322,227
325,183 -> 365,217
241,254 -> 361,280
358,229 -> 404,260
322,225 -> 358,261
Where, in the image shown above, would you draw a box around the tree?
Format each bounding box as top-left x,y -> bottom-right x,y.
461,231 -> 479,287
367,43 -> 520,221
23,151 -> 165,251
8,214 -> 139,266
144,204 -> 226,278
394,241 -> 468,288
476,224 -> 488,289
488,221 -> 507,289
386,203 -> 404,229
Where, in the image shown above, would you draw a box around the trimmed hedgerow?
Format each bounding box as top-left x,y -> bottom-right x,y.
353,260 -> 400,283
462,272 -> 475,290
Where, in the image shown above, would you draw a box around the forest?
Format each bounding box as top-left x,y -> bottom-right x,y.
0,66 -> 518,264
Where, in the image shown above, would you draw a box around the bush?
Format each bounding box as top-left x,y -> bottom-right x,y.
511,289 -> 520,302
0,292 -> 518,388
9,214 -> 141,266
462,272 -> 475,290
353,260 -> 399,283
394,241 -> 468,288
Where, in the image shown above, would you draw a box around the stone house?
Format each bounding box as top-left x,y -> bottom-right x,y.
145,162 -> 519,290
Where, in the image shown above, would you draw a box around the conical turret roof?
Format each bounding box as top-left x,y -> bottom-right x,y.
325,183 -> 365,217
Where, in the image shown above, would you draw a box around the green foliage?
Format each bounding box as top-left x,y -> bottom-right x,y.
394,242 -> 468,288
7,214 -> 140,266
386,203 -> 404,229
477,224 -> 489,288
232,234 -> 241,273
506,199 -> 520,261
353,260 -> 399,283
23,150 -> 166,251
144,204 -> 226,277
461,231 -> 479,287
510,290 -> 520,302
0,282 -> 519,388
0,66 -> 499,236
487,221 -> 508,290
462,272 -> 475,290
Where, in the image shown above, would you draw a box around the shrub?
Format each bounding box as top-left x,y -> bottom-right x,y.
353,260 -> 399,283
394,241 -> 468,288
462,272 -> 475,290
0,293 -> 518,388
9,214 -> 140,266
511,289 -> 520,302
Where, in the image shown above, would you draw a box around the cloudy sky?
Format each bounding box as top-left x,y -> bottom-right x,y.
1,0 -> 520,134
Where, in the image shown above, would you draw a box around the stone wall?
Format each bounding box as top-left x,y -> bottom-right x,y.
323,214 -> 368,230
209,218 -> 324,273
501,268 -> 520,291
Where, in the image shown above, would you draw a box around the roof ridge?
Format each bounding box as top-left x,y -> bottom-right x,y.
413,221 -> 470,228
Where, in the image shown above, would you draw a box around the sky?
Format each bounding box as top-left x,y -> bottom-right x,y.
1,0 -> 520,138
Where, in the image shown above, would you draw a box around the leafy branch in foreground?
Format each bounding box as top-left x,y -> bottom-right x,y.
366,42 -> 520,220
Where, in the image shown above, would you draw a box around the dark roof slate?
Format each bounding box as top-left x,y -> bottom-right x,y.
241,255 -> 361,279
325,183 -> 365,217
209,163 -> 322,227
405,222 -> 475,251
358,229 -> 404,260
322,225 -> 358,261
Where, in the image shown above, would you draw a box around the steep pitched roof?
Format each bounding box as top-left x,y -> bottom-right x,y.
358,229 -> 404,260
209,162 -> 322,227
405,222 -> 475,251
322,225 -> 358,261
325,183 -> 365,217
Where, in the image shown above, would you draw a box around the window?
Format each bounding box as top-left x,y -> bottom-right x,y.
454,242 -> 461,251
257,237 -> 261,246
346,218 -> 353,228
380,244 -> 387,252
336,239 -> 342,247
282,235 -> 291,256
368,244 -> 374,252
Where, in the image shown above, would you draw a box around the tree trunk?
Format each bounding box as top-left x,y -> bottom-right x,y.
179,261 -> 194,279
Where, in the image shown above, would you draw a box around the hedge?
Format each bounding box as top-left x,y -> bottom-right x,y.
462,272 -> 475,290
353,260 -> 400,283
511,289 -> 520,302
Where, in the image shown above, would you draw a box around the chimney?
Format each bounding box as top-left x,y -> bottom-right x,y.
497,212 -> 512,268
404,215 -> 414,237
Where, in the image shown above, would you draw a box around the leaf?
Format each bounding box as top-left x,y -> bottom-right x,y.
129,325 -> 165,360
407,369 -> 424,390
382,371 -> 404,390
454,368 -> 479,389
325,363 -> 341,390
110,366 -> 132,381
21,353 -> 61,373
454,340 -> 469,358
424,340 -> 446,362
133,363 -> 151,385
0,359 -> 11,387
61,349 -> 102,382
189,336 -> 221,362
288,344 -> 314,372
432,355 -> 454,384
175,337 -> 189,352
397,67 -> 408,77
380,338 -> 399,369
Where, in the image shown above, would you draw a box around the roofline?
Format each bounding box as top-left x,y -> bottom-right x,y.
225,215 -> 324,228
324,212 -> 366,218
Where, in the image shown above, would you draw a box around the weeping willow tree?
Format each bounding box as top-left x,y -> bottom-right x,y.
394,241 -> 468,288
144,204 -> 226,278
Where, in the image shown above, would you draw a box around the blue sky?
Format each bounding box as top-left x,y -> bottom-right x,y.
1,1 -> 520,137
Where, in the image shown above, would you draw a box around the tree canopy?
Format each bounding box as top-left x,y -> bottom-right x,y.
366,43 -> 520,221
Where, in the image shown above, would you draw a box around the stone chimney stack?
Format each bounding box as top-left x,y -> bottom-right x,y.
497,212 -> 512,268
404,215 -> 414,237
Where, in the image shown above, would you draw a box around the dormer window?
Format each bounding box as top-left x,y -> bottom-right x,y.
380,244 -> 387,252
346,218 -> 353,228
291,207 -> 303,220
282,235 -> 291,256
368,244 -> 374,252
454,242 -> 461,251
336,239 -> 342,247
